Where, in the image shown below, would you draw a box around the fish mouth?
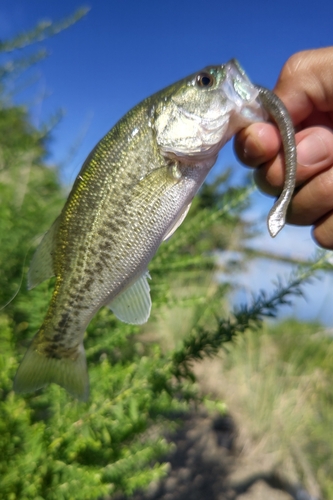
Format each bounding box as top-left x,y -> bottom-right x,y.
221,59 -> 268,123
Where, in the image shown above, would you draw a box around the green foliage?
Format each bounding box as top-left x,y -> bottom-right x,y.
0,108 -> 63,320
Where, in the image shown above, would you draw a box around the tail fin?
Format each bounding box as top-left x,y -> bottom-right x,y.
13,340 -> 89,401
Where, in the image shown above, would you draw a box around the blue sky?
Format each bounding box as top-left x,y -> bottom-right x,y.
2,0 -> 333,324
2,0 -> 333,182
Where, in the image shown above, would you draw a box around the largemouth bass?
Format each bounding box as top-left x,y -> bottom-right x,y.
14,60 -> 296,400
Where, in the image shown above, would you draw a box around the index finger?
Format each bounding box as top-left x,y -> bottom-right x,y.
234,122 -> 281,167
274,47 -> 333,125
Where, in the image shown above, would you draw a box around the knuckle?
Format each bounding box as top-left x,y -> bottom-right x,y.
312,226 -> 333,250
312,211 -> 333,250
280,51 -> 313,80
316,168 -> 333,200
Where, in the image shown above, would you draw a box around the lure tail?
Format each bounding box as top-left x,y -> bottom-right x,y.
13,335 -> 89,401
255,85 -> 297,237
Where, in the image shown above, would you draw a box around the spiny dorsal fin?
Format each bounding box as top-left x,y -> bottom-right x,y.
13,339 -> 89,401
108,271 -> 151,325
162,202 -> 192,241
27,217 -> 60,290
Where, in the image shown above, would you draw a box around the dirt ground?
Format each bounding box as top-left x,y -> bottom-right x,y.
115,410 -> 314,500
113,358 -> 320,500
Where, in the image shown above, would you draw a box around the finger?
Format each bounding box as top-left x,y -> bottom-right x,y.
287,165 -> 333,226
297,127 -> 333,169
234,122 -> 281,168
301,108 -> 333,130
253,126 -> 333,197
312,210 -> 333,250
274,48 -> 333,125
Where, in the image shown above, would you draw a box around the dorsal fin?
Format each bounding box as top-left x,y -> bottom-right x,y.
27,217 -> 60,290
108,271 -> 151,325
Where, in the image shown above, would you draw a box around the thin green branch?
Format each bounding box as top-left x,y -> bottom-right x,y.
172,251 -> 330,380
0,7 -> 89,53
236,245 -> 333,270
0,50 -> 48,80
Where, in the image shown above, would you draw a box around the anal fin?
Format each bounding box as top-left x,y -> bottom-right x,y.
108,271 -> 151,325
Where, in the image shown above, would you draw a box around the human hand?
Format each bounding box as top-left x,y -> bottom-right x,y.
234,47 -> 333,249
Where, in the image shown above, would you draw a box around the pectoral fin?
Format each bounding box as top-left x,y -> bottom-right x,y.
27,217 -> 60,290
162,202 -> 192,241
108,272 -> 151,325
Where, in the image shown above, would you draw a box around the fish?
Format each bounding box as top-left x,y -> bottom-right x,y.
13,59 -> 297,400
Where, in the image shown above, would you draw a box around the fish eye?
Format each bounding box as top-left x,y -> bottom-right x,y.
196,72 -> 215,88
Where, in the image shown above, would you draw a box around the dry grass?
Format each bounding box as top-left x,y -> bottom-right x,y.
193,321 -> 332,499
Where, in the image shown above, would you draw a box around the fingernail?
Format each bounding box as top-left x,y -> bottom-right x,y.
297,133 -> 328,167
243,136 -> 256,159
